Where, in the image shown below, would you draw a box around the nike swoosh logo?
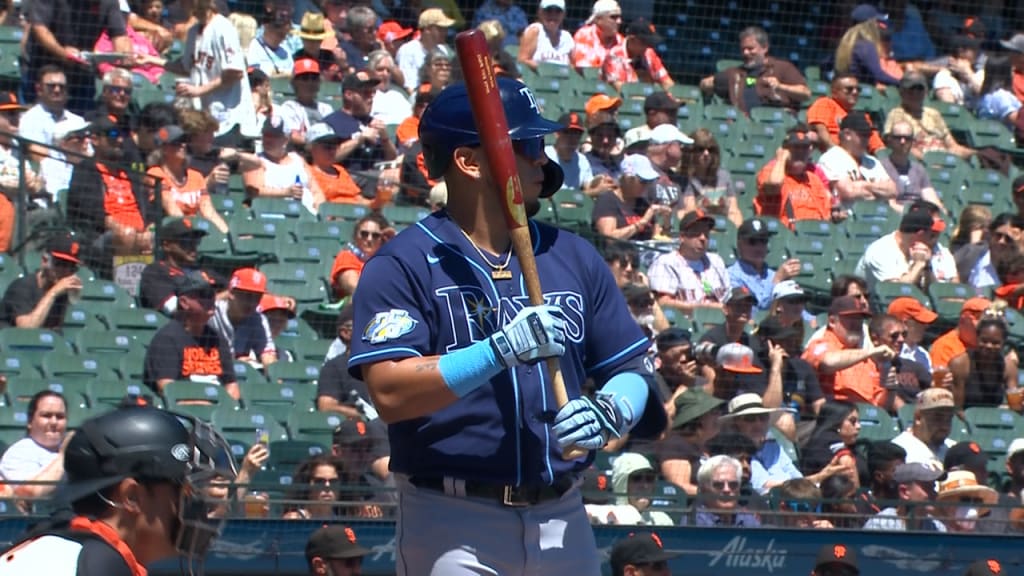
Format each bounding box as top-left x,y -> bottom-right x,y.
426,254 -> 441,264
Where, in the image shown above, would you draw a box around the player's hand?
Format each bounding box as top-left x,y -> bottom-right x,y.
552,395 -> 625,450
489,305 -> 565,368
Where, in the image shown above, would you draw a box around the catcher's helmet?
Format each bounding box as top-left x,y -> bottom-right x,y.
418,78 -> 565,197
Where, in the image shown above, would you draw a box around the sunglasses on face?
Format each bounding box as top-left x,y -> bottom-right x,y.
311,477 -> 337,487
711,480 -> 740,491
888,134 -> 912,142
43,82 -> 66,91
695,146 -> 719,154
957,496 -> 985,505
683,227 -> 710,238
889,330 -> 908,339
639,561 -> 668,570
784,500 -> 818,513
607,13 -> 622,20
512,137 -> 545,161
904,85 -> 926,92
106,85 -> 132,95
102,128 -> 124,140
745,237 -> 769,246
840,85 -> 860,94
358,230 -> 382,241
617,257 -> 637,268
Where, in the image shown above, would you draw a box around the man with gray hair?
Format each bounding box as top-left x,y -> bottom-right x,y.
339,5 -> 379,71
368,50 -> 412,124
684,455 -> 761,526
880,120 -> 946,213
700,26 -> 809,114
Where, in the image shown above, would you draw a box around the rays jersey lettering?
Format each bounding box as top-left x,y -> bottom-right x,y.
435,287 -> 585,352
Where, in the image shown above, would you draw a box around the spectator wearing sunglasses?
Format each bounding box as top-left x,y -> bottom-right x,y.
609,532 -> 680,576
721,393 -> 801,494
884,71 -> 975,160
601,242 -> 641,288
0,233 -> 82,331
864,461 -> 947,531
880,121 -> 946,213
40,116 -> 92,210
806,74 -> 885,153
19,65 -> 85,163
770,478 -> 833,528
936,470 -> 999,533
684,454 -> 760,527
811,542 -> 860,576
728,218 -> 801,311
868,314 -> 931,411
138,217 -> 215,315
329,214 -> 394,299
146,125 -> 230,234
66,115 -> 154,279
603,452 -> 673,526
283,455 -> 345,520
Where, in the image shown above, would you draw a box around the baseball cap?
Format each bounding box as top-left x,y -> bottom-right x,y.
584,93 -> 622,117
723,286 -> 756,305
262,115 -> 286,136
53,116 -> 90,142
306,122 -> 343,146
814,543 -> 859,573
851,4 -> 887,23
1000,33 -> 1024,54
305,525 -> 371,561
293,57 -> 321,77
644,91 -> 681,112
771,280 -> 806,303
176,270 -> 215,298
1013,174 -> 1024,196
160,217 -> 207,242
1007,438 -> 1024,460
539,0 -> 565,9
945,441 -> 988,471
757,317 -> 801,341
258,293 -> 295,318
649,123 -> 692,145
610,533 -> 680,573
620,154 -> 660,181
588,0 -> 621,22
229,268 -> 267,294
623,125 -> 652,149
829,295 -> 871,317
839,112 -> 874,135
887,297 -> 938,324
557,112 -> 585,133
333,417 -> 386,446
783,126 -> 814,147
377,21 -> 413,43
916,387 -> 955,411
626,18 -> 663,46
737,218 -> 775,240
0,92 -> 24,112
90,114 -> 120,135
46,233 -> 82,265
655,327 -> 692,350
963,560 -> 1005,576
678,210 -> 715,231
962,297 -> 992,316
154,125 -> 187,147
581,467 -> 612,504
341,71 -> 380,92
899,72 -> 928,90
716,343 -> 763,374
893,461 -> 945,483
722,392 -> 778,419
418,8 -> 455,28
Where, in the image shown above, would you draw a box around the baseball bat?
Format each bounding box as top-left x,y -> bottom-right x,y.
455,30 -> 586,460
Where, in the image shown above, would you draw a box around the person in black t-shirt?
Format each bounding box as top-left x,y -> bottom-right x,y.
700,286 -> 755,348
0,233 -> 82,331
591,154 -> 670,241
754,317 -> 825,422
143,271 -> 238,400
317,354 -> 374,420
139,217 -> 209,315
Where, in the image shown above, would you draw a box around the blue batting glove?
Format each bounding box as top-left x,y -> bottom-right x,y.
551,395 -> 625,450
489,305 -> 566,368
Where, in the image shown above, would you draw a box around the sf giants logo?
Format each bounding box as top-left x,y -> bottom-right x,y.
435,286 -> 585,353
519,87 -> 539,112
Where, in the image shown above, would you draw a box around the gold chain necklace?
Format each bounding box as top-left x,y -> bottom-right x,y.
459,228 -> 513,280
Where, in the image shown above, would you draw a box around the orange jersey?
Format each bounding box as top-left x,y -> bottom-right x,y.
99,164 -> 144,231
146,165 -> 207,216
755,159 -> 831,229
806,96 -> 885,153
312,163 -> 362,204
572,24 -> 622,69
803,328 -> 886,406
330,249 -> 365,296
930,328 -> 967,368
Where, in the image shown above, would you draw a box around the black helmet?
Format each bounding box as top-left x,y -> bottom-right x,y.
61,406 -> 236,563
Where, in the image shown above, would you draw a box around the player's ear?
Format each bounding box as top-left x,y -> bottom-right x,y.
311,557 -> 329,575
452,146 -> 483,180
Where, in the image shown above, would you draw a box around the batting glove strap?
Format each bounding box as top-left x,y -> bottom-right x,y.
591,393 -> 626,439
490,305 -> 566,368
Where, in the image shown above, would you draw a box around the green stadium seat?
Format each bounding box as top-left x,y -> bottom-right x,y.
843,219 -> 887,242
117,351 -> 146,381
74,330 -> 145,359
749,107 -> 797,128
209,192 -> 246,217
0,406 -> 29,446
872,282 -> 929,310
62,307 -> 107,341
856,403 -> 900,441
239,379 -> 316,424
382,205 -> 431,227
5,377 -> 88,409
620,83 -> 658,100
318,203 -> 371,223
768,426 -> 799,465
162,380 -> 238,421
267,361 -> 322,386
232,361 -> 270,385
0,328 -> 72,369
965,407 -> 1021,432
266,279 -> 328,306
261,262 -> 324,288
78,279 -> 134,310
670,84 -> 702,103
267,439 -> 327,472
42,352 -> 118,382
703,103 -> 742,123
287,410 -> 345,445
293,220 -> 353,243
692,308 -> 724,334
968,119 -> 1014,150
232,218 -> 293,247
286,338 -> 333,364
277,241 -> 340,265
212,406 -> 288,448
792,220 -> 836,238
928,282 -> 973,321
849,200 -> 893,222
250,197 -> 315,221
88,380 -> 157,409
104,308 -> 168,342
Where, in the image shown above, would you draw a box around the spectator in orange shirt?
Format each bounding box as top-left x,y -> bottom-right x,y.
601,18 -> 673,93
802,295 -> 894,407
929,297 -> 992,369
329,214 -> 393,299
994,250 -> 1024,310
755,124 -> 831,229
806,74 -> 885,153
571,0 -> 623,71
66,116 -> 154,279
146,125 -> 230,233
306,123 -> 367,205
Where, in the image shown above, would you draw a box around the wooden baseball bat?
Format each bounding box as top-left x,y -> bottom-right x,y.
455,30 -> 586,460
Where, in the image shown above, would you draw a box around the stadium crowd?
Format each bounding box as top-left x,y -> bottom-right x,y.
0,0 -> 1023,563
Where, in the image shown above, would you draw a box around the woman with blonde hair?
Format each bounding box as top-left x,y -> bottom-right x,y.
228,12 -> 259,54
834,16 -> 900,87
517,0 -> 573,71
678,129 -> 742,228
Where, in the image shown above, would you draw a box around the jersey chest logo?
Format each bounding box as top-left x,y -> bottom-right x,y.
363,309 -> 419,344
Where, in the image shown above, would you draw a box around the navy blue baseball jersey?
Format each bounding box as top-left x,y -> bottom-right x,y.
348,211 -> 655,486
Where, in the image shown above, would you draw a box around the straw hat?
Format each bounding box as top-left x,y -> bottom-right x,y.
936,470 -> 998,512
295,12 -> 335,41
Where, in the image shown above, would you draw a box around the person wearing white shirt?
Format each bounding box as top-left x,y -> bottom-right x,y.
19,66 -> 83,163
172,0 -> 259,140
278,58 -> 334,148
396,9 -> 454,93
818,112 -> 897,214
0,391 -> 68,499
367,50 -> 413,125
891,388 -> 957,465
967,213 -> 1022,290
863,462 -> 947,532
246,0 -> 298,77
856,204 -> 959,290
544,112 -> 594,191
40,117 -> 93,207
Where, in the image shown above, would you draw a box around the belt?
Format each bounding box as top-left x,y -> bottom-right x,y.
410,475 -> 577,507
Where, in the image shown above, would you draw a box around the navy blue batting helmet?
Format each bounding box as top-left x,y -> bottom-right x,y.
418,78 -> 565,197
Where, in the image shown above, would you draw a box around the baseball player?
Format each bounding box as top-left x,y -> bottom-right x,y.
348,77 -> 666,575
